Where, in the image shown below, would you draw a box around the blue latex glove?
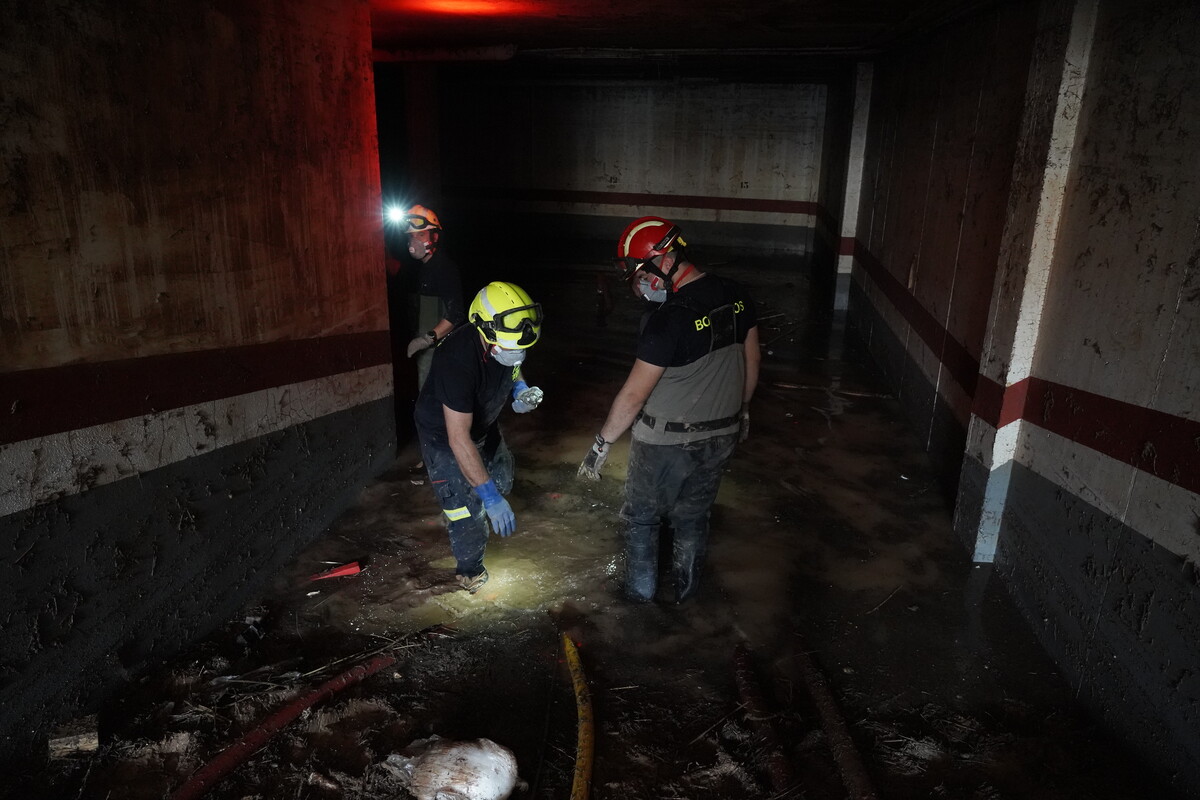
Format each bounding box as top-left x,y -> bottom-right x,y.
511,379 -> 544,414
474,479 -> 516,537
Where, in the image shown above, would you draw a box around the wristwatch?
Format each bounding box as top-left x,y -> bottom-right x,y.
426,329 -> 438,343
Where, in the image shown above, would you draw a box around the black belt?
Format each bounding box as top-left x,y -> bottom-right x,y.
638,411 -> 740,433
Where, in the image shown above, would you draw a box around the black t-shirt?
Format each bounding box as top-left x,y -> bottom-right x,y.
399,249 -> 466,328
637,275 -> 757,367
414,326 -> 517,448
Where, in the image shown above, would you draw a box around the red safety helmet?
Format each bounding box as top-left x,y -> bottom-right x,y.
615,216 -> 686,282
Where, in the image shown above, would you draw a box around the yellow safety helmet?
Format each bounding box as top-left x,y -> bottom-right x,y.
401,204 -> 443,233
469,282 -> 543,350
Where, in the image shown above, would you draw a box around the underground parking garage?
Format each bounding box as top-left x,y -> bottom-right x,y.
2,0 -> 1198,797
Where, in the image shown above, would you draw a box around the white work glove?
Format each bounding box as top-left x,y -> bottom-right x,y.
406,332 -> 435,358
511,380 -> 544,413
578,434 -> 610,480
738,402 -> 750,443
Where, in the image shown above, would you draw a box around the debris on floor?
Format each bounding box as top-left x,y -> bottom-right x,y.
310,560 -> 365,581
14,264 -> 1184,800
384,735 -> 525,800
47,714 -> 99,760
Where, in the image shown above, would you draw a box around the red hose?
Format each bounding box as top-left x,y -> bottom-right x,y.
792,638 -> 878,800
733,643 -> 795,792
170,654 -> 397,800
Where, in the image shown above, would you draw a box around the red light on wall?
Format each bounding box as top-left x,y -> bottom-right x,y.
404,0 -> 532,15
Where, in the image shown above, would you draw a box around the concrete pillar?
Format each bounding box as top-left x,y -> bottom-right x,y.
835,62 -> 873,311
961,0 -> 1099,562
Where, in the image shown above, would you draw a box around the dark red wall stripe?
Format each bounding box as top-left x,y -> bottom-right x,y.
998,378 -> 1030,429
972,375 -> 1006,428
850,239 -> 982,400
1,331 -> 392,446
1023,377 -> 1200,496
447,186 -> 841,232
847,237 -> 1200,495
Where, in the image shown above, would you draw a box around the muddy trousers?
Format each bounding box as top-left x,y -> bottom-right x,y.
619,433 -> 738,603
419,432 -> 514,578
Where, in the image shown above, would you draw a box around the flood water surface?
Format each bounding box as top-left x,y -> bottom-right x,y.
29,261 -> 1181,799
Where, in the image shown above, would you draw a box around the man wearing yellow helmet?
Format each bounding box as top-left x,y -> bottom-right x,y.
413,281 -> 545,594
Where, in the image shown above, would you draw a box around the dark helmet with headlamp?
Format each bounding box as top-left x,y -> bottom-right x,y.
400,204 -> 443,233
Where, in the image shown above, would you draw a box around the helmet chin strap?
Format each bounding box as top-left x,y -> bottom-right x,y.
643,251 -> 692,292
669,263 -> 695,290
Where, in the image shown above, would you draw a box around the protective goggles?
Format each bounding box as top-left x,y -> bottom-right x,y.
403,214 -> 437,231
615,225 -> 684,280
478,302 -> 544,347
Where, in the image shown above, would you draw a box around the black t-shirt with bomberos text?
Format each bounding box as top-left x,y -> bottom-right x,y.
636,275 -> 757,367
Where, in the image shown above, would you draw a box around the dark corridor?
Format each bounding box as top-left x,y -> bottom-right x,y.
21,257 -> 1180,800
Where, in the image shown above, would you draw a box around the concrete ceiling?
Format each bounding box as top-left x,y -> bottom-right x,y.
369,0 -> 998,57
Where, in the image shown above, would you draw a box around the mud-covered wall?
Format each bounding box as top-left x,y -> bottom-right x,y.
812,70 -> 853,309
846,2 -> 1039,492
0,0 -> 391,752
956,0 -> 1200,787
428,66 -> 832,262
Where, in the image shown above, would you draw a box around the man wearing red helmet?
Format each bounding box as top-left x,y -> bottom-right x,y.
579,216 -> 760,604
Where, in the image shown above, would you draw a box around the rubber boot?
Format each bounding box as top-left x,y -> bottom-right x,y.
624,537 -> 658,603
673,546 -> 703,604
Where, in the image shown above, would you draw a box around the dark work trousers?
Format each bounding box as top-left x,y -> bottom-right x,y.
419,431 -> 514,578
619,432 -> 738,602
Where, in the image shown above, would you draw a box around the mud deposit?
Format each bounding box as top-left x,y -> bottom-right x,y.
20,259 -> 1180,799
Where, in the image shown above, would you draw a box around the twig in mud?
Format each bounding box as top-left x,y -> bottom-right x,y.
207,678 -> 291,691
299,638 -> 415,679
687,703 -> 746,746
308,588 -> 347,610
864,586 -> 901,615
530,629 -> 564,800
763,324 -> 801,346
74,757 -> 95,800
779,479 -> 811,497
770,382 -> 891,398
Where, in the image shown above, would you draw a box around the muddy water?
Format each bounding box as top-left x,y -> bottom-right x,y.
39,258 -> 1181,799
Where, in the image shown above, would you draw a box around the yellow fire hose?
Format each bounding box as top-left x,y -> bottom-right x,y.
561,633 -> 594,800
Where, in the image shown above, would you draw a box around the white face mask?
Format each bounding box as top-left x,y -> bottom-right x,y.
637,277 -> 668,303
490,345 -> 525,366
406,231 -> 434,260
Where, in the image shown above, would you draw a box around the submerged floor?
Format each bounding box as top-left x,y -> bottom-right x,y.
31,259 -> 1182,799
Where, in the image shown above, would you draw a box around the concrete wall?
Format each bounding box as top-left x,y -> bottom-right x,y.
847,1 -> 1039,492
812,70 -> 853,308
0,0 -> 390,752
429,67 -> 833,264
956,0 -> 1200,788
850,0 -> 1200,787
